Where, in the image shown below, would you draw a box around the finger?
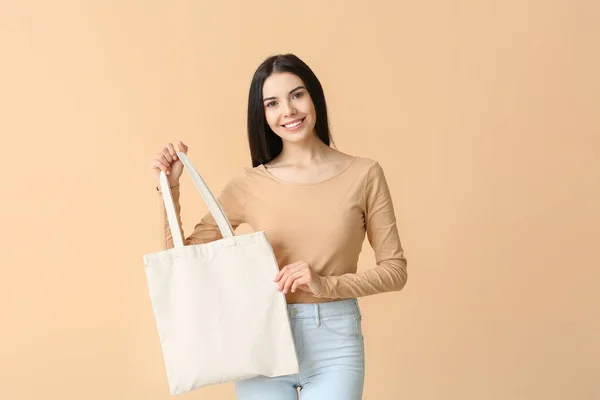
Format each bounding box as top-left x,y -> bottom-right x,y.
280,274 -> 296,294
275,264 -> 302,284
166,143 -> 177,160
151,159 -> 170,173
274,261 -> 304,282
282,270 -> 304,293
178,140 -> 188,154
277,268 -> 299,291
274,267 -> 286,282
153,154 -> 171,170
161,146 -> 174,163
159,153 -> 172,175
156,153 -> 172,174
157,152 -> 171,164
277,270 -> 293,290
291,275 -> 310,293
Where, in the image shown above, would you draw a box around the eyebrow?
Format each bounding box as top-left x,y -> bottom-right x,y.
263,86 -> 305,102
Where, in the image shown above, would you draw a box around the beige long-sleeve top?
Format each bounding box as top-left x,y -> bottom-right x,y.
158,156 -> 407,303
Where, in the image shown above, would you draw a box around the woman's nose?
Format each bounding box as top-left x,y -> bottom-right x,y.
283,101 -> 297,117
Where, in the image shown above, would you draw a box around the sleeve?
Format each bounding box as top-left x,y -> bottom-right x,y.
316,161 -> 408,299
157,170 -> 248,249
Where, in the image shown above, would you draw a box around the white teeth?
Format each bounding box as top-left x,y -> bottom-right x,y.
284,119 -> 302,128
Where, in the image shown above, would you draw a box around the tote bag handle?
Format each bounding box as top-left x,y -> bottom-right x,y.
158,151 -> 234,248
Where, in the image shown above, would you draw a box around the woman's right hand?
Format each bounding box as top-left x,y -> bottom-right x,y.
151,141 -> 189,188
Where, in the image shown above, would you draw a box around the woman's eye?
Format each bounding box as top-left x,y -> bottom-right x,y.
292,92 -> 304,99
266,101 -> 277,107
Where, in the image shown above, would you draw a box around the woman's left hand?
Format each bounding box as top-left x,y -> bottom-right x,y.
274,261 -> 322,295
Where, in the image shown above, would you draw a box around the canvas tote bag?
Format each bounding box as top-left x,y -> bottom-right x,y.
142,151 -> 299,396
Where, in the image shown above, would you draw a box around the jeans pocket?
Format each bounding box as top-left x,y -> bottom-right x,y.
320,314 -> 362,341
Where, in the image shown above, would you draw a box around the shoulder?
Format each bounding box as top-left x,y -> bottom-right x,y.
348,156 -> 386,179
350,157 -> 393,200
244,164 -> 268,181
353,156 -> 379,168
220,167 -> 253,193
228,164 -> 272,187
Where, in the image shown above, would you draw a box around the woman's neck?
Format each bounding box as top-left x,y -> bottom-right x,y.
275,135 -> 334,167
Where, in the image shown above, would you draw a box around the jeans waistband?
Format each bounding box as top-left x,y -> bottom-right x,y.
287,298 -> 361,319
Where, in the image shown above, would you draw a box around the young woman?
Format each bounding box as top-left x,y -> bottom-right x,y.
150,53 -> 408,400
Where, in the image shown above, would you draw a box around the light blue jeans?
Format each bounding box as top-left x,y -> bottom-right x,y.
235,298 -> 365,399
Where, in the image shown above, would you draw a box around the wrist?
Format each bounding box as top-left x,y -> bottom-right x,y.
314,275 -> 325,297
156,183 -> 180,192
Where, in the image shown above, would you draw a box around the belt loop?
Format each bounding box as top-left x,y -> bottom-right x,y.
314,303 -> 320,327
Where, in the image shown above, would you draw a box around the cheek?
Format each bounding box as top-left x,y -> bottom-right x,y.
264,109 -> 279,129
302,98 -> 316,118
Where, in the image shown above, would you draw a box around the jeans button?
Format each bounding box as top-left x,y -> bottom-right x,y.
290,308 -> 298,316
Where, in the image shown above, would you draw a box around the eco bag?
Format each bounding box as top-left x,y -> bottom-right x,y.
142,151 -> 299,396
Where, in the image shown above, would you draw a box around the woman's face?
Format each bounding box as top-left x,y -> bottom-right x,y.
262,72 -> 317,143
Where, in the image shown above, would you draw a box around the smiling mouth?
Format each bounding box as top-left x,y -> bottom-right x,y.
282,118 -> 305,130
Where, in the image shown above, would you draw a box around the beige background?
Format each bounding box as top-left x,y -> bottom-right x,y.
1,1 -> 599,399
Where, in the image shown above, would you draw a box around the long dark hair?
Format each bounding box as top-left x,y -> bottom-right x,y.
247,54 -> 334,168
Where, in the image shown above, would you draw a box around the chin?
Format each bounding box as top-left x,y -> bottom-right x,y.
274,122 -> 317,143
278,130 -> 313,143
